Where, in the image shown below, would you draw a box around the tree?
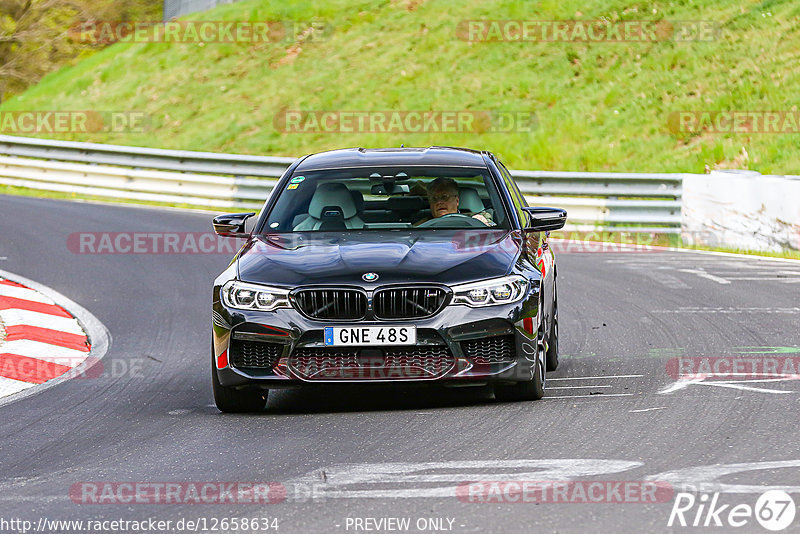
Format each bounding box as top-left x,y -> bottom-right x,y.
0,0 -> 160,102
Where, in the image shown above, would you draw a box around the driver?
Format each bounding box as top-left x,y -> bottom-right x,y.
414,177 -> 492,226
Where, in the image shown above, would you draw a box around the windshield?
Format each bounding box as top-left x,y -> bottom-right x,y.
261,166 -> 511,233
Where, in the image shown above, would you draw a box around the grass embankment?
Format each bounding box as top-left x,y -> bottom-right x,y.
2,0 -> 800,173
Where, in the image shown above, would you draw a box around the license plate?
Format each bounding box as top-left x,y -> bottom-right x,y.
324,326 -> 416,346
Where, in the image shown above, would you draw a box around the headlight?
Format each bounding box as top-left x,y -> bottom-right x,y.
450,275 -> 528,307
221,280 -> 291,311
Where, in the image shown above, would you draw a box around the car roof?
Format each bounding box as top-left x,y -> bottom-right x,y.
294,147 -> 491,172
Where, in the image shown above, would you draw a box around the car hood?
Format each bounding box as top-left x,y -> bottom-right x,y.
236,230 -> 521,287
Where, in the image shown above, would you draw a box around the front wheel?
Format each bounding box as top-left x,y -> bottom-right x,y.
546,278 -> 559,372
212,359 -> 268,413
494,343 -> 545,402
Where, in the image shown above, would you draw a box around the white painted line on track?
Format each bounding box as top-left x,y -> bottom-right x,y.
647,273 -> 691,289
549,374 -> 644,380
547,385 -> 612,389
660,376 -> 800,396
659,378 -> 704,394
283,459 -> 645,500
648,460 -> 800,494
676,374 -> 800,380
678,268 -> 731,285
547,393 -> 634,399
652,307 -> 800,314
696,381 -> 792,394
725,277 -> 800,282
707,271 -> 800,276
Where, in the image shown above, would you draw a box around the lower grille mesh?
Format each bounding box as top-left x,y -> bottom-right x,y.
289,345 -> 455,380
230,339 -> 283,369
461,335 -> 515,364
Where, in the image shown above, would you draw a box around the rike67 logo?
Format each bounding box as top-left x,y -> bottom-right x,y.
668,490 -> 796,531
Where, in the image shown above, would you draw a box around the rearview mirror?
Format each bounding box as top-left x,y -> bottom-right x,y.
371,183 -> 410,195
212,212 -> 256,237
522,207 -> 567,232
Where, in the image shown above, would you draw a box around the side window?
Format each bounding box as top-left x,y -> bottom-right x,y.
498,161 -> 527,227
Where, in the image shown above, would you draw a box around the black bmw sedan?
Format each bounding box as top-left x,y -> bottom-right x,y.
211,147 -> 566,412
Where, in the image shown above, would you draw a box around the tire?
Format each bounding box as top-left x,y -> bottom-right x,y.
212,356 -> 268,413
494,341 -> 545,402
546,277 -> 559,372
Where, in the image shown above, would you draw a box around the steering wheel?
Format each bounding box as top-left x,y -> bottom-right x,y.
417,213 -> 487,228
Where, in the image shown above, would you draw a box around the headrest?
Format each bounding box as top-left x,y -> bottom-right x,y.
459,187 -> 485,213
308,183 -> 357,219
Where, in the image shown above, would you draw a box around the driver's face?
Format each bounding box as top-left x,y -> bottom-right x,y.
428,189 -> 459,218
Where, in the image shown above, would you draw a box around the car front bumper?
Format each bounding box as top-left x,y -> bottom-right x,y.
212,290 -> 542,390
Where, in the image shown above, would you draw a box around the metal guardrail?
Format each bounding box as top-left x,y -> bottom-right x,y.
0,135 -> 294,177
0,135 -> 683,232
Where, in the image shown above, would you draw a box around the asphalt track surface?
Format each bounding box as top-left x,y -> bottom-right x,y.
1,194 -> 799,534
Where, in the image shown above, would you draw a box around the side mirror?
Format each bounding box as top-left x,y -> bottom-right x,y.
213,212 -> 256,237
522,207 -> 567,232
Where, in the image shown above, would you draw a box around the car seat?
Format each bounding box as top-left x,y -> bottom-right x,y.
293,183 -> 365,230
